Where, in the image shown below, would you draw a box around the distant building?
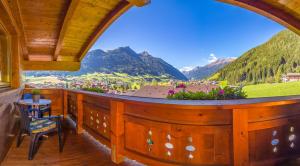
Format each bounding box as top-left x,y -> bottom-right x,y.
282,73 -> 300,82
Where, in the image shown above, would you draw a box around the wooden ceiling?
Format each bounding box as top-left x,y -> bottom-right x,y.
1,0 -> 300,71
0,0 -> 149,71
220,0 -> 300,35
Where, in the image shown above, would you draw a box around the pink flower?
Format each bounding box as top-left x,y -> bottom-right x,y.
168,89 -> 175,95
219,89 -> 225,95
176,83 -> 186,89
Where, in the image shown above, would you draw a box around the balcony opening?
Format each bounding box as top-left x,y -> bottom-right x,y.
22,0 -> 300,100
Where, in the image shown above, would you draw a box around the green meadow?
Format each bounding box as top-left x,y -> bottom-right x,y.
243,81 -> 300,98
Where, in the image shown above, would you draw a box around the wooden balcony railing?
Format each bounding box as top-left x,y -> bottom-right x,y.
25,88 -> 300,166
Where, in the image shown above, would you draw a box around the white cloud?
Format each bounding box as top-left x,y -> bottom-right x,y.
208,53 -> 218,63
180,66 -> 194,72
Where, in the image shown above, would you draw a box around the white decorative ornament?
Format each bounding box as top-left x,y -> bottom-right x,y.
103,122 -> 107,128
289,134 -> 296,141
185,145 -> 196,152
167,151 -> 171,156
188,153 -> 194,159
273,147 -> 278,153
188,137 -> 193,143
271,139 -> 279,146
272,130 -> 277,137
290,142 -> 295,148
165,143 -> 174,149
167,134 -> 171,141
290,126 -> 294,132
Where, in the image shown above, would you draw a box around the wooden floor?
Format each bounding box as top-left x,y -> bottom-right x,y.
3,122 -> 300,166
2,122 -> 143,166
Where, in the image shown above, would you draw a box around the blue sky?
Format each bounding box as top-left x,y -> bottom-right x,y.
90,0 -> 284,70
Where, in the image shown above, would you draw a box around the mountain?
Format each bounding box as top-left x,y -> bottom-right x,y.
211,30 -> 300,84
183,58 -> 235,80
26,47 -> 188,81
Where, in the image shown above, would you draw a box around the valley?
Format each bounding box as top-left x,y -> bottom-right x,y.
26,30 -> 300,99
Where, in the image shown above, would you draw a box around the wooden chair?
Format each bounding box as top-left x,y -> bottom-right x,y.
15,102 -> 63,160
22,94 -> 51,117
22,93 -> 32,99
39,96 -> 51,117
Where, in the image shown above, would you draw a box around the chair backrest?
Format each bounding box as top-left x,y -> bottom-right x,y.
23,93 -> 32,99
14,103 -> 31,132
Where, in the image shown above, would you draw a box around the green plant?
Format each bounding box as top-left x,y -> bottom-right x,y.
31,89 -> 41,95
167,86 -> 247,100
82,87 -> 105,93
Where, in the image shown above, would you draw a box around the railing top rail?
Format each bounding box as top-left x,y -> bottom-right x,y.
60,88 -> 300,109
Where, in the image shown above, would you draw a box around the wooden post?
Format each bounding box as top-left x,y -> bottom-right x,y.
63,90 -> 68,119
76,93 -> 83,134
233,109 -> 249,166
0,35 -> 9,83
110,100 -> 125,164
11,35 -> 21,88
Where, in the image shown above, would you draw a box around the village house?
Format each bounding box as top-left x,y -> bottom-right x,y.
282,73 -> 300,82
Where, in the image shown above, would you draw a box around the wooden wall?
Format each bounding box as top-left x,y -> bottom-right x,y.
0,89 -> 22,162
0,1 -> 22,89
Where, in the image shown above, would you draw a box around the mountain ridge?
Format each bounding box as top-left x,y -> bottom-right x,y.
183,58 -> 235,80
26,47 -> 188,81
211,29 -> 300,84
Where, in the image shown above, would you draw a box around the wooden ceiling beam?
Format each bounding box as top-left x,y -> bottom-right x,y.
10,0 -> 29,60
127,0 -> 151,7
53,0 -> 80,61
0,0 -> 20,35
77,1 -> 132,61
22,61 -> 80,71
219,0 -> 300,35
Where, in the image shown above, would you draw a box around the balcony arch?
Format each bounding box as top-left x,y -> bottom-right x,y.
220,0 -> 300,35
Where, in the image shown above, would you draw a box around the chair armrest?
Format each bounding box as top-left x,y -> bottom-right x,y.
33,115 -> 62,121
39,106 -> 50,111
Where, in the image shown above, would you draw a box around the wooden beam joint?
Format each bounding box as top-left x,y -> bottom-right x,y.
53,0 -> 80,61
127,0 -> 151,7
22,61 -> 81,71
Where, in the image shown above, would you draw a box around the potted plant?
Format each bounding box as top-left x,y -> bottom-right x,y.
32,89 -> 41,103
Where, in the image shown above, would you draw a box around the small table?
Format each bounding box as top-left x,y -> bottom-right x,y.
18,99 -> 52,118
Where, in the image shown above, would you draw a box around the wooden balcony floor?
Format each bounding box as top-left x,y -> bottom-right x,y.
2,122 -> 143,166
3,121 -> 300,166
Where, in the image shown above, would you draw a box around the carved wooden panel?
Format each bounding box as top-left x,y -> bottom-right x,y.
249,115 -> 300,165
124,116 -> 232,165
83,97 -> 110,140
67,92 -> 77,121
